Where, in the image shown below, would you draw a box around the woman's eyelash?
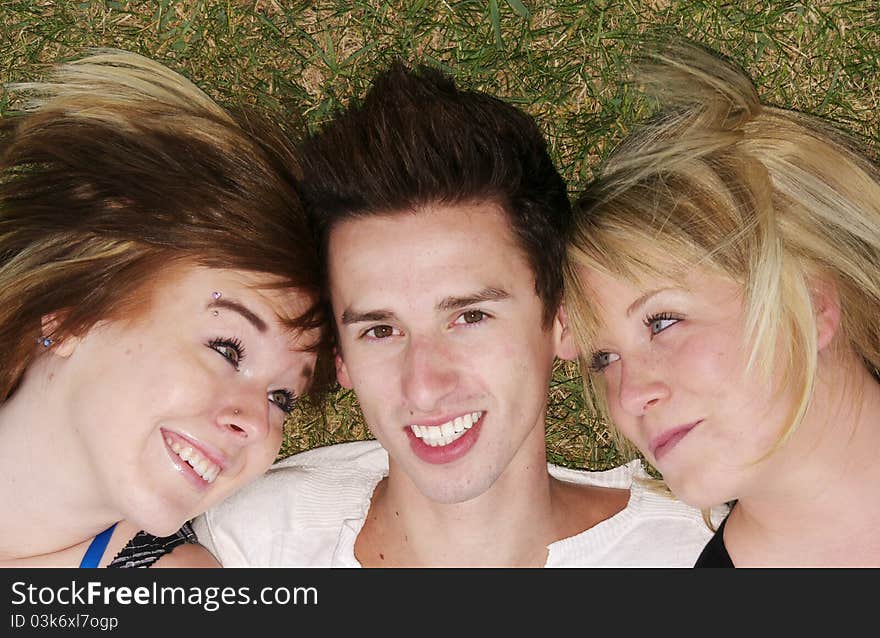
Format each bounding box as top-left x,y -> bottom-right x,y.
207,339 -> 295,413
207,337 -> 246,370
589,350 -> 619,373
269,389 -> 297,414
643,312 -> 682,335
643,311 -> 676,324
589,312 -> 683,373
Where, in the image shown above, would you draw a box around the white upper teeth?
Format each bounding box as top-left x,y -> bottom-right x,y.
410,411 -> 482,447
166,437 -> 221,483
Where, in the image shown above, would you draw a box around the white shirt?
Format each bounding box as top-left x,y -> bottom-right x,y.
194,440 -> 718,567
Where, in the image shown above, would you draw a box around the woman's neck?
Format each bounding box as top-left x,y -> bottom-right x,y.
726,356 -> 880,566
0,367 -> 118,561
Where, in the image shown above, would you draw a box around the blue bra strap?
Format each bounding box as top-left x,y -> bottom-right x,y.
79,523 -> 118,568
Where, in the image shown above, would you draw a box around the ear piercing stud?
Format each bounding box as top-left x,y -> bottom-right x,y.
38,337 -> 53,348
212,291 -> 222,300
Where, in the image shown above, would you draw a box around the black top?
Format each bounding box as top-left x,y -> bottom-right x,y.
107,521 -> 198,568
693,514 -> 734,568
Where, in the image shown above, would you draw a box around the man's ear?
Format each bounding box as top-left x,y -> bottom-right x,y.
553,303 -> 578,361
40,312 -> 78,358
335,347 -> 354,389
812,277 -> 842,352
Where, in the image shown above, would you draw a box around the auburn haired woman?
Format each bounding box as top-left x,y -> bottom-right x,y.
0,50 -> 329,567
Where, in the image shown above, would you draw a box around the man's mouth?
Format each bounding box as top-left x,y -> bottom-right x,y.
408,411 -> 483,447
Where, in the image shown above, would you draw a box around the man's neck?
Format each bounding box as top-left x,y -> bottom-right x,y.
356,460 -> 556,567
354,451 -> 630,567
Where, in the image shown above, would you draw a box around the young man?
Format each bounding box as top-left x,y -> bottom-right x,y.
193,64 -> 718,567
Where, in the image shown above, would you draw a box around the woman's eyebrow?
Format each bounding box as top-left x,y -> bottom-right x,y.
208,299 -> 268,332
626,287 -> 682,317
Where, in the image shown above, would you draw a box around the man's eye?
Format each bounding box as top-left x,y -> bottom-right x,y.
208,338 -> 245,370
363,325 -> 397,339
454,310 -> 486,325
268,389 -> 297,414
644,313 -> 681,336
589,351 -> 620,373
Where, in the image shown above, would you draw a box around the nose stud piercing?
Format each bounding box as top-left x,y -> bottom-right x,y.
233,408 -> 240,416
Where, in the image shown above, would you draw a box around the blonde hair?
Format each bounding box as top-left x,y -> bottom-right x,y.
564,42 -> 880,457
0,50 -> 330,401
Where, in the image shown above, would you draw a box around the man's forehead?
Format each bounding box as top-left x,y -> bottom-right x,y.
327,203 -> 520,264
325,203 -> 540,314
328,199 -> 509,236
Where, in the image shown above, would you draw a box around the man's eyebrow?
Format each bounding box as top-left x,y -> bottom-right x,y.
340,308 -> 396,326
208,299 -> 268,332
339,287 -> 510,326
436,287 -> 511,312
626,287 -> 681,317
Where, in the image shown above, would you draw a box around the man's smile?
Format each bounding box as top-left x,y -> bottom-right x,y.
407,411 -> 484,447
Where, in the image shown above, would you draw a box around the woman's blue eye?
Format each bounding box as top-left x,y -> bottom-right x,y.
268,389 -> 297,414
645,314 -> 680,335
208,338 -> 245,370
589,351 -> 620,372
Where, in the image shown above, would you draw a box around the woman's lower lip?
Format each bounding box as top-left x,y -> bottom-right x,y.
652,422 -> 701,462
407,414 -> 484,464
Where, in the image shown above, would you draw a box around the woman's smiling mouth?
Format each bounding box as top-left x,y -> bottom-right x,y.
161,429 -> 225,486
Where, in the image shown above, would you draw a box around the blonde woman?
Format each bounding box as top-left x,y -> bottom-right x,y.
564,43 -> 880,566
0,51 -> 329,567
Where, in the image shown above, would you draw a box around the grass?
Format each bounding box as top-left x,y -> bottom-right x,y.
2,1 -> 877,470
